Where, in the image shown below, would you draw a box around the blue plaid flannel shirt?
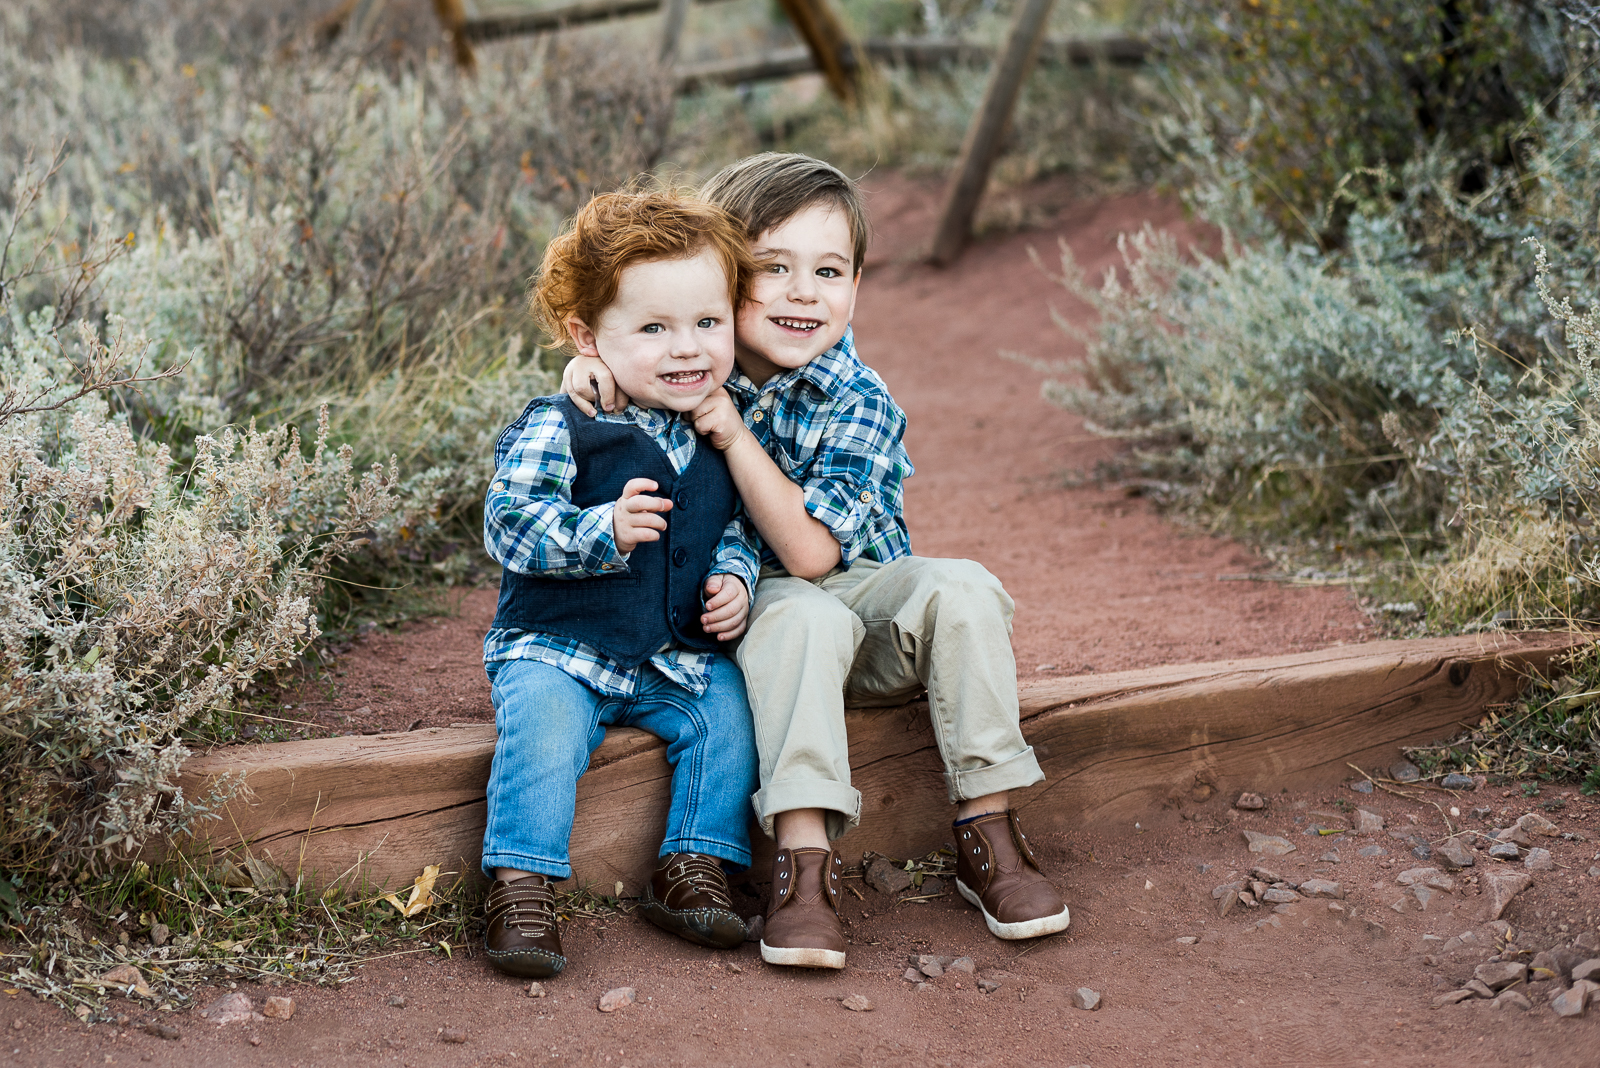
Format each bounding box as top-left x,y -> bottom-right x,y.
724,326 -> 914,568
482,399 -> 759,697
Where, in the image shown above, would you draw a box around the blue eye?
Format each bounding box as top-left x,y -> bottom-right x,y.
766,263 -> 787,274
697,317 -> 717,328
817,267 -> 841,278
642,323 -> 663,334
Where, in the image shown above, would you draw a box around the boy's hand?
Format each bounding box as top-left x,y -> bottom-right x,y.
701,573 -> 749,641
560,355 -> 632,416
612,478 -> 671,555
691,389 -> 749,451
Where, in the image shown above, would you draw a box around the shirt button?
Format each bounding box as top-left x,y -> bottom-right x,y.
751,410 -> 765,422
494,482 -> 506,491
858,490 -> 874,504
601,563 -> 615,571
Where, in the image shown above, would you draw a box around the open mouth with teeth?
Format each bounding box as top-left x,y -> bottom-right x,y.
771,316 -> 823,334
659,369 -> 711,388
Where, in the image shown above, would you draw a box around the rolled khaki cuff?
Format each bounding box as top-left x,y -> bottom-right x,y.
945,744 -> 1044,803
753,778 -> 862,841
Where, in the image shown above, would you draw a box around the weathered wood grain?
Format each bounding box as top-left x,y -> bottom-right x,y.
172,631 -> 1586,893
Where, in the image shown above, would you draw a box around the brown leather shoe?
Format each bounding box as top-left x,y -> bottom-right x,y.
483,874 -> 566,978
759,847 -> 846,969
954,810 -> 1070,939
638,853 -> 748,949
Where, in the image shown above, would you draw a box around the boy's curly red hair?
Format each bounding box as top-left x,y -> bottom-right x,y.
531,191 -> 756,351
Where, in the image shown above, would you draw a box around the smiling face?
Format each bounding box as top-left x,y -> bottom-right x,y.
567,249 -> 736,412
734,201 -> 859,385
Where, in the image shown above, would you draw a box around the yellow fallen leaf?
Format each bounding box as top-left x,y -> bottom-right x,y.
384,864 -> 440,919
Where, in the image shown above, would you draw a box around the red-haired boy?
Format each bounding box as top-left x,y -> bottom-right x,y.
479,191 -> 760,978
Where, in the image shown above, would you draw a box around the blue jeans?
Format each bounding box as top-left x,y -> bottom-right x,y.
481,656 -> 758,879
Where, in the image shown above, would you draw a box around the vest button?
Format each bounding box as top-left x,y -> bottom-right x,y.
674,492 -> 688,510
672,547 -> 688,567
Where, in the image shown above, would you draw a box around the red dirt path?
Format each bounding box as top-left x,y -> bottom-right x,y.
10,176 -> 1599,1065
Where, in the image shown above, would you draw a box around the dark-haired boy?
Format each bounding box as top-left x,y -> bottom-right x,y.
564,154 -> 1069,970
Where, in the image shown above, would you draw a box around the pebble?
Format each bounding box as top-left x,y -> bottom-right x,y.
1390,760 -> 1422,782
840,994 -> 873,1012
1440,773 -> 1476,790
597,987 -> 636,1013
98,964 -> 151,999
1319,852 -> 1340,864
948,957 -> 976,976
1517,812 -> 1559,837
919,960 -> 944,979
1474,961 -> 1527,990
1235,793 -> 1266,810
1432,989 -> 1474,1007
1551,980 -> 1597,1018
525,983 -> 546,999
1411,842 -> 1434,861
1488,841 -> 1521,860
1358,845 -> 1387,858
1490,989 -> 1531,1010
977,979 -> 1001,994
1243,831 -> 1296,856
744,915 -> 765,943
920,876 -> 947,896
1573,959 -> 1600,983
915,982 -> 932,992
1436,838 -> 1474,869
1484,872 -> 1533,920
864,857 -> 914,895
1071,988 -> 1101,1011
1350,779 -> 1374,793
1396,866 -> 1442,886
1262,888 -> 1300,904
1496,826 -> 1533,847
1524,847 -> 1555,871
386,994 -> 408,1008
199,992 -> 263,1026
1298,878 -> 1343,899
1354,809 -> 1385,835
903,968 -> 923,982
1463,979 -> 1496,999
1175,936 -> 1199,945
1412,885 -> 1437,910
439,1028 -> 467,1044
143,1022 -> 181,1040
262,996 -> 295,1021
727,964 -> 741,975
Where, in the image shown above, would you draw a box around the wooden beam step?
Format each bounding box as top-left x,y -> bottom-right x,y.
169,632 -> 1586,894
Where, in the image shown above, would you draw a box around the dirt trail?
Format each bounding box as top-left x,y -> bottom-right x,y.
12,177 -> 1599,1066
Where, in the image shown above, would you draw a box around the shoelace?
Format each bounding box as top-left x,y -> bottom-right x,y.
665,855 -> 732,908
490,879 -> 557,937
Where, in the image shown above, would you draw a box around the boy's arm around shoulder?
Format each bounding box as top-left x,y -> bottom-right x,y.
693,388 -> 841,579
483,400 -> 631,578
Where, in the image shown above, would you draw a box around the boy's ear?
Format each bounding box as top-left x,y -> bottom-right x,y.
567,316 -> 600,359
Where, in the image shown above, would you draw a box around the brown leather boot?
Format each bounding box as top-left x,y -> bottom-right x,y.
638,853 -> 748,950
954,810 -> 1070,939
759,847 -> 846,969
483,874 -> 566,978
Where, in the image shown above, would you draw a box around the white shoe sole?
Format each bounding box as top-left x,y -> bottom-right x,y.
957,879 -> 1071,940
759,940 -> 846,969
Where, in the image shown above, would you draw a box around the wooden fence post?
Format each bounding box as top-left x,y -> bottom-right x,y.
775,0 -> 858,102
927,0 -> 1054,266
659,0 -> 690,62
431,0 -> 478,71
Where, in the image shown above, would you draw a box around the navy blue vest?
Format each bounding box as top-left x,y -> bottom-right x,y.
492,397 -> 738,667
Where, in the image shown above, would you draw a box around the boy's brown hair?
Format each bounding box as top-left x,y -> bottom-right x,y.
531,190 -> 756,351
699,153 -> 869,274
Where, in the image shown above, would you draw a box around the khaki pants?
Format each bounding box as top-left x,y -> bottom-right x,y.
734,556 -> 1044,840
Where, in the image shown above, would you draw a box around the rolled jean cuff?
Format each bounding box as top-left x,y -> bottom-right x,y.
659,835 -> 753,870
753,778 -> 862,841
945,745 -> 1045,803
479,850 -> 572,881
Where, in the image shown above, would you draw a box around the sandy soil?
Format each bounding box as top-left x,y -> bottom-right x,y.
10,175 -> 1599,1065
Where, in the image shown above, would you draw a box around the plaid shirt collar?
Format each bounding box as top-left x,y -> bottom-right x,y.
726,326 -> 859,404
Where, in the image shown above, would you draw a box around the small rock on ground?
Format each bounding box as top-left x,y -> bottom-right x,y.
262,996 -> 295,1021
597,987 -> 636,1013
1436,838 -> 1474,869
1524,847 -> 1555,871
1488,841 -> 1521,860
1349,779 -> 1374,793
948,957 -> 976,975
1235,792 -> 1265,810
840,994 -> 874,1012
1491,989 -> 1531,1010
1390,760 -> 1421,782
864,856 -> 914,895
198,992 -> 263,1026
1072,988 -> 1102,1011
1517,812 -> 1559,837
1176,936 -> 1199,945
978,979 -> 1001,994
1432,989 -> 1474,1007
386,994 -> 408,1008
1298,878 -> 1343,899
1474,961 -> 1527,990
1354,809 -> 1385,835
1243,831 -> 1296,856
903,968 -> 922,982
1485,872 -> 1533,920
1573,959 -> 1600,983
143,1022 -> 181,1041
1396,866 -> 1442,886
919,960 -> 944,978
439,1028 -> 467,1044
1358,844 -> 1387,858
1440,773 -> 1476,790
1552,980 -> 1597,1018
525,983 -> 546,999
